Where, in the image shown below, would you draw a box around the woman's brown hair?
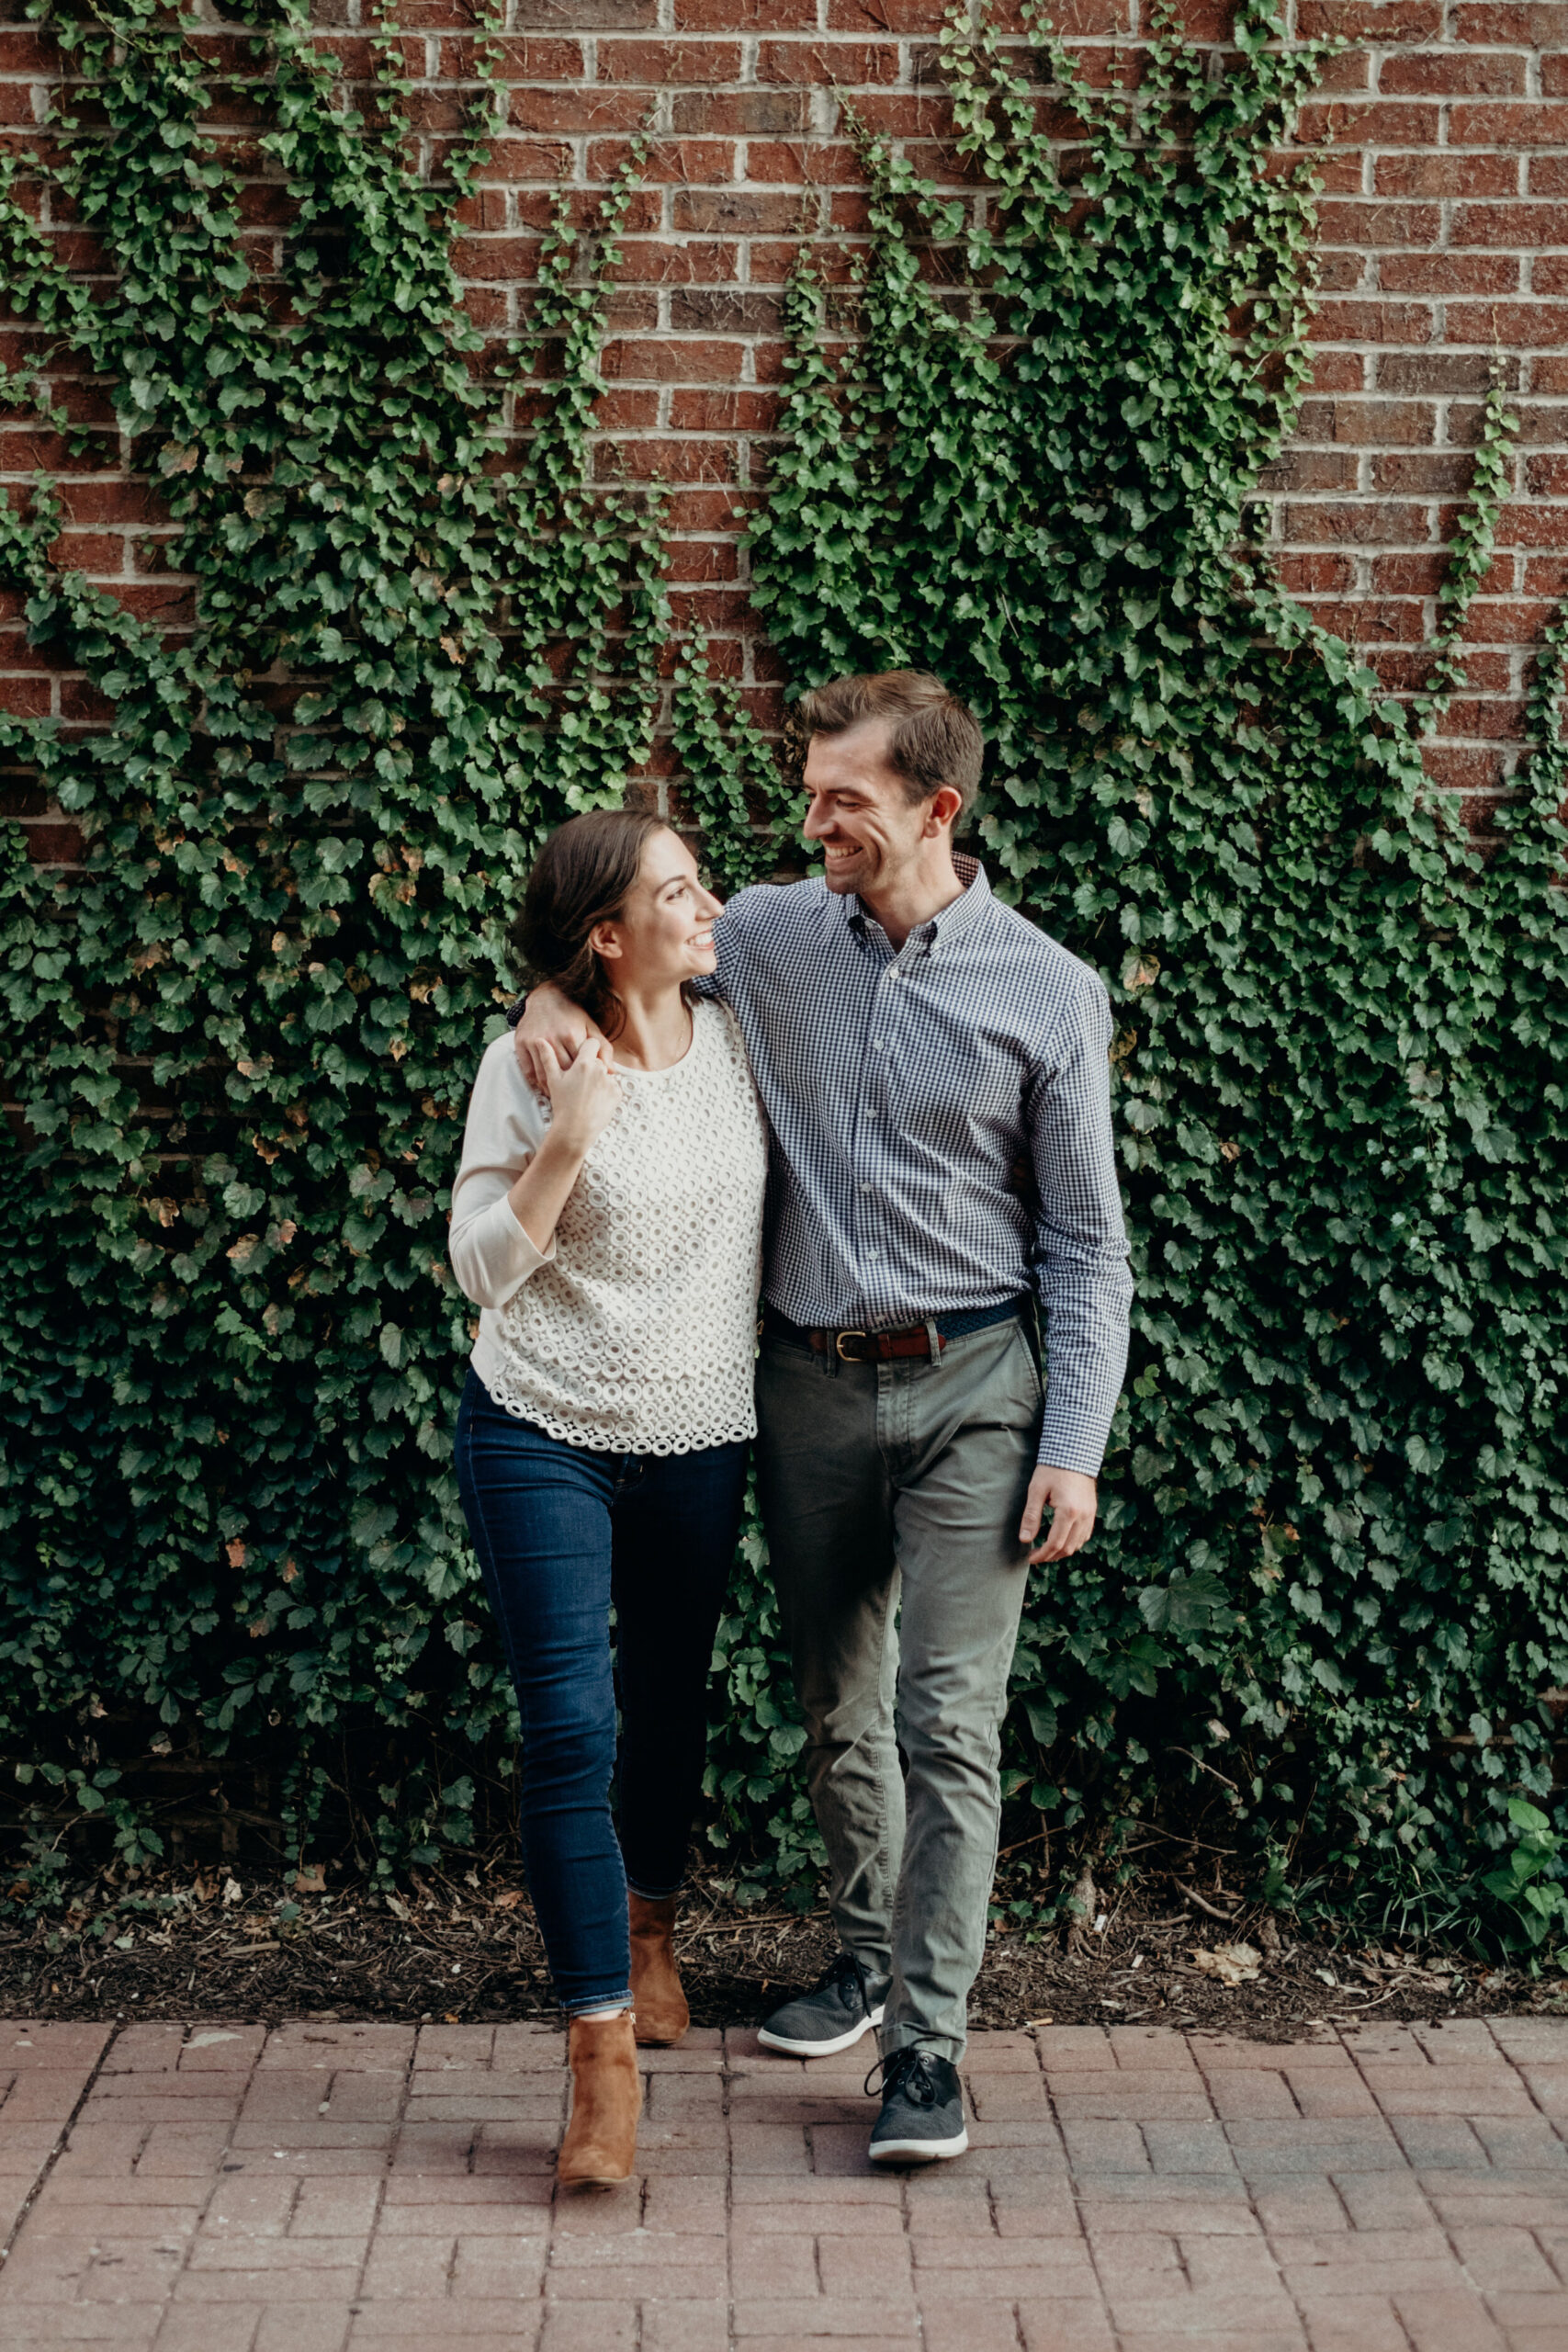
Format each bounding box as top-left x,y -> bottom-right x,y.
509,808 -> 680,1041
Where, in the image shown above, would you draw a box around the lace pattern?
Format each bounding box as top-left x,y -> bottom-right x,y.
478,1002 -> 767,1454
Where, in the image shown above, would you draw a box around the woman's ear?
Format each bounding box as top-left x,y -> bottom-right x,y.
588,920 -> 624,964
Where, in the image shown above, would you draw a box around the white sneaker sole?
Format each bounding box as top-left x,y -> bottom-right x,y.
757,2003 -> 885,2059
868,2124 -> 969,2165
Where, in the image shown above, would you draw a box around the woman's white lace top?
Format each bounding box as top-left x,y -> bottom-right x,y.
448,1001 -> 767,1454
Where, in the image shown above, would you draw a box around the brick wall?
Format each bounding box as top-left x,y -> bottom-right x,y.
3,0 -> 1566,852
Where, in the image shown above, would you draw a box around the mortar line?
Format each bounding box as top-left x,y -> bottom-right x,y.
0,2017 -> 121,2274
1033,2026 -> 1123,2351
722,2023 -> 736,2352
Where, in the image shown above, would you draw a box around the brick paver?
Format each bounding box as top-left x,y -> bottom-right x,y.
0,2016 -> 1563,2348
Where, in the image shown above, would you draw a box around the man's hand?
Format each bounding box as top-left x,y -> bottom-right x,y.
514,983 -> 599,1091
1021,1465 -> 1097,1565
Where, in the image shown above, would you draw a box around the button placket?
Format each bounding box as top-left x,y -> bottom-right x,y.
853,956 -> 894,1272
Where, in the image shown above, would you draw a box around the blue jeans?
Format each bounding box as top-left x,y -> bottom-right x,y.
455,1370 -> 748,2014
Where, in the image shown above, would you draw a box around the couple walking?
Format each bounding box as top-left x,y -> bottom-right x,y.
447,670 -> 1133,2183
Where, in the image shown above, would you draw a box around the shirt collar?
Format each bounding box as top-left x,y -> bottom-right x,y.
833,851 -> 992,951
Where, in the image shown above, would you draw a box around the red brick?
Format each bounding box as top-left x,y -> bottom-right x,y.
1268,451 -> 1361,493
1285,500 -> 1435,547
677,0 -> 818,20
671,187 -> 801,234
509,85 -> 652,131
1299,0 -> 1442,29
1372,455 -> 1504,495
602,336 -> 746,382
757,139 -> 860,186
1311,300 -> 1436,345
1382,253 -> 1521,293
1448,298 -> 1568,341
1308,598 -> 1433,643
1381,50 -> 1528,93
1299,99 -> 1443,144
1278,552 -> 1356,594
1496,504 -> 1568,548
755,38 -> 905,83
1378,350 -> 1519,391
1295,397 -> 1437,445
668,388 -> 774,430
1454,1 -> 1568,34
615,240 -> 739,285
1452,198 -> 1568,243
598,37 -> 742,80
1377,153 -> 1520,195
0,676 -> 51,718
1452,99 -> 1568,141
825,0 -> 953,23
1317,200 -> 1442,246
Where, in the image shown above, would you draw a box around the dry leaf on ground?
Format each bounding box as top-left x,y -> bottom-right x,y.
1190,1941 -> 1263,1986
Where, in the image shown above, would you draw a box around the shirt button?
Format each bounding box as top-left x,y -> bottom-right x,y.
861,1182 -> 872,1193
873,1039 -> 886,1051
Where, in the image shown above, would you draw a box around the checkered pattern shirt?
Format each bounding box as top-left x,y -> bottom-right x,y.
701,855 -> 1133,1478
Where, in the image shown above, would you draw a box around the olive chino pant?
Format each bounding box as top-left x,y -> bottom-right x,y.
755,1314 -> 1043,2065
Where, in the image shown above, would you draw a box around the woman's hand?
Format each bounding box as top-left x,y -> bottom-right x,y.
515,984 -> 600,1091
504,1037 -> 621,1257
538,1035 -> 622,1158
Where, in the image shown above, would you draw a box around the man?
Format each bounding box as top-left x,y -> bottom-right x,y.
514,670 -> 1132,2164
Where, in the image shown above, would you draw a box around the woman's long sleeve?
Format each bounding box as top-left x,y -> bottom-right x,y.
448,1036 -> 558,1310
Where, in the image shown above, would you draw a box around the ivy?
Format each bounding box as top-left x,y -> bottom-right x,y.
1,0 -> 1565,1942
0,0 -> 742,1874
740,0 -> 1568,1933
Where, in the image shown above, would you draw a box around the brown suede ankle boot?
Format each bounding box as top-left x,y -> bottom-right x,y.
557,2011 -> 641,2187
628,1892 -> 689,2048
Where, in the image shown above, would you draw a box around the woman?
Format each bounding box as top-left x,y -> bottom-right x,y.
448,808 -> 766,2188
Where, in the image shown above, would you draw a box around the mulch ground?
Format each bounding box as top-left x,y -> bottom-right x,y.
2,1851 -> 1561,2039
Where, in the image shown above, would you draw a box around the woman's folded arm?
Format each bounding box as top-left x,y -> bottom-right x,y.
449,1180 -> 556,1310
448,1036 -> 558,1309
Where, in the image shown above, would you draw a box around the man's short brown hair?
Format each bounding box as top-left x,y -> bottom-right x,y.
795,670 -> 984,818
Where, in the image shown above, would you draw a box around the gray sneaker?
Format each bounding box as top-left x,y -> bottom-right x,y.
867,2048 -> 969,2165
757,1952 -> 888,2058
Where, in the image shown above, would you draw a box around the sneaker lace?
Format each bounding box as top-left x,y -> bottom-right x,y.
813,1951 -> 869,2005
863,2045 -> 942,2105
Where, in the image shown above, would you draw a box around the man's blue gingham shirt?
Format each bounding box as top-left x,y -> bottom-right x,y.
700,854 -> 1133,1478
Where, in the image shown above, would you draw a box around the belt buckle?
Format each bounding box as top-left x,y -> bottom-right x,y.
835,1328 -> 867,1362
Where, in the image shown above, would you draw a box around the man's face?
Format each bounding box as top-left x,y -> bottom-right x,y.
802,719 -> 930,900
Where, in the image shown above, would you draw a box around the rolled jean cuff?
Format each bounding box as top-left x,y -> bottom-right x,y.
625,1875 -> 685,1901
561,1987 -> 633,2017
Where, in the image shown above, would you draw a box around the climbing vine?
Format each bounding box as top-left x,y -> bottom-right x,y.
0,0 -> 757,1879
739,0 -> 1568,1938
1,0 -> 1564,1943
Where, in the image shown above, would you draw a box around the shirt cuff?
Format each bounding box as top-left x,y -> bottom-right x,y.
1034,1428 -> 1106,1480
451,1193 -> 557,1311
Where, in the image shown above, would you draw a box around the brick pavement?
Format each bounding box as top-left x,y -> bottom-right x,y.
0,2015 -> 1564,2349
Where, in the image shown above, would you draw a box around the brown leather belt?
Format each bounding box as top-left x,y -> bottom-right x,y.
762,1298 -> 1025,1364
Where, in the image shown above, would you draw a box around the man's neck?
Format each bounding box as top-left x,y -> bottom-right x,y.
855,849 -> 967,953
